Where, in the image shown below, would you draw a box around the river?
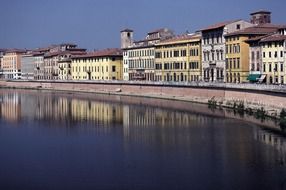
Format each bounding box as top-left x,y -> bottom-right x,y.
0,89 -> 285,190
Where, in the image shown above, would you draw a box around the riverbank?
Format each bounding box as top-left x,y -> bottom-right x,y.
1,80 -> 286,120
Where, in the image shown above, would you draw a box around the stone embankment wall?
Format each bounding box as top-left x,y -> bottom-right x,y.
1,80 -> 286,117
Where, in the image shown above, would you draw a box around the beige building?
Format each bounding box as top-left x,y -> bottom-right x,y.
71,48 -> 123,81
154,33 -> 202,82
2,49 -> 26,79
43,44 -> 86,80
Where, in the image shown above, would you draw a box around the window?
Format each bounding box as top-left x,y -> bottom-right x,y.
174,51 -> 179,57
251,51 -> 255,61
236,24 -> 241,30
281,51 -> 284,57
269,52 -> 271,58
237,44 -> 240,53
233,58 -> 236,69
112,66 -> 116,72
256,51 -> 260,59
155,52 -> 162,58
181,50 -> 187,57
269,63 -> 272,72
281,63 -> 284,72
263,63 -> 266,72
263,52 -> 265,58
251,63 -> 255,71
274,51 -> 278,58
274,63 -> 278,72
237,58 -> 240,69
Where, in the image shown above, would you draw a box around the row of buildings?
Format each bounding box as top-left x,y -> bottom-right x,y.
0,10 -> 286,84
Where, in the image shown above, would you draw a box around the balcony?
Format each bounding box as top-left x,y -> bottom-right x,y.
209,61 -> 216,66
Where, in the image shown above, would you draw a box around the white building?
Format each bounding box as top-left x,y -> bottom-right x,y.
121,28 -> 174,81
200,20 -> 253,82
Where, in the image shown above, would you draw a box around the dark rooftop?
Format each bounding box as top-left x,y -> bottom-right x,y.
121,28 -> 133,33
72,48 -> 122,59
250,10 -> 271,15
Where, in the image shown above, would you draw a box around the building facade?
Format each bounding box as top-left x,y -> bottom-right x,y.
0,49 -> 7,79
43,44 -> 86,80
71,49 -> 123,81
250,10 -> 271,25
154,33 -> 201,82
225,24 -> 279,83
260,34 -> 286,84
21,53 -> 35,80
121,28 -> 174,81
2,49 -> 26,79
201,20 -> 253,82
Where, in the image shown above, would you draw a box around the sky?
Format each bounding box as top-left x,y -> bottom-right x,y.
0,0 -> 285,50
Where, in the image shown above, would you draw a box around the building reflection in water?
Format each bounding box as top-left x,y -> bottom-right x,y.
0,92 -> 21,122
0,90 -> 285,155
254,127 -> 286,165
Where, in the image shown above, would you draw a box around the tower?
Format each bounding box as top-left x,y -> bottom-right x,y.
250,10 -> 271,25
120,29 -> 134,49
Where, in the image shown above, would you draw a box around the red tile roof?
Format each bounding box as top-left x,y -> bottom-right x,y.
225,25 -> 279,37
200,20 -> 242,31
260,34 -> 286,43
72,48 -> 122,59
244,35 -> 270,43
158,33 -> 201,44
5,49 -> 27,53
44,50 -> 86,58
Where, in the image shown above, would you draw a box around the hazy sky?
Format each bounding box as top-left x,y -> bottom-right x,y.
1,0 -> 285,50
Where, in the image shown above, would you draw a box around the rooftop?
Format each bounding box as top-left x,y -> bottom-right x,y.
260,34 -> 286,43
5,49 -> 27,54
44,50 -> 86,58
225,24 -> 281,37
72,48 -> 122,59
158,33 -> 201,44
250,10 -> 271,15
147,28 -> 169,35
200,19 -> 242,31
121,28 -> 133,33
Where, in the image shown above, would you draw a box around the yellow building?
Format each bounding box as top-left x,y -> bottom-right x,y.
71,49 -> 123,80
260,34 -> 286,84
225,35 -> 248,83
71,99 -> 123,125
225,25 -> 279,83
154,33 -> 201,82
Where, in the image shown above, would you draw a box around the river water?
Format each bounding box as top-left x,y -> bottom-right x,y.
0,89 -> 285,190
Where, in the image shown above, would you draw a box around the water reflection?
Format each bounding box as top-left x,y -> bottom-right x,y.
0,90 -> 211,128
0,89 -> 286,190
255,128 -> 286,166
